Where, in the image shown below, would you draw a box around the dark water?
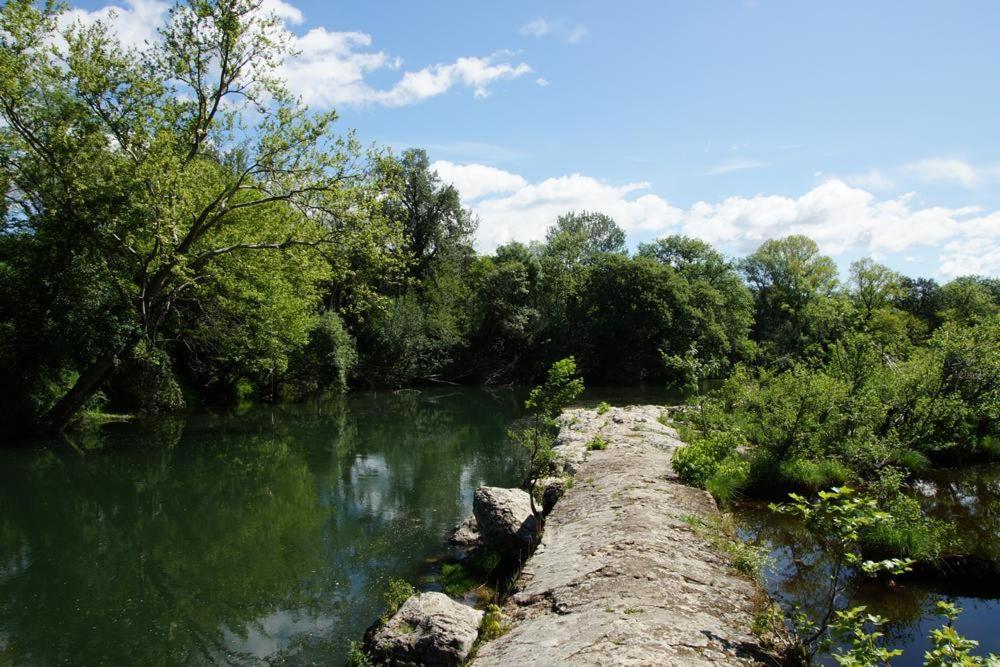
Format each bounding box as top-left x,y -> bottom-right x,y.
0,385 -> 676,665
735,463 -> 1000,665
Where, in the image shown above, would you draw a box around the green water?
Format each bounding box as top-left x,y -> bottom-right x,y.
0,389 -> 531,665
0,386 -> 676,665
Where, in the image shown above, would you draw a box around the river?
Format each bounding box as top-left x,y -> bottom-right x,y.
0,386 -> 674,665
2,389 -> 997,665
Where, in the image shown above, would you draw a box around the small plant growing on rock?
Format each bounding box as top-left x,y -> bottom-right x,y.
479,604 -> 509,642
510,357 -> 584,527
345,640 -> 373,667
596,401 -> 611,415
381,578 -> 417,622
587,435 -> 609,451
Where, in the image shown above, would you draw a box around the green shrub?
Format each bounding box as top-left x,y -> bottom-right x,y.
596,401 -> 611,415
586,435 -> 609,450
777,457 -> 851,492
860,469 -> 953,562
673,430 -> 747,487
705,455 -> 750,504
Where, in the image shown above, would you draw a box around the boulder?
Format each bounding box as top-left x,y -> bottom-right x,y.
450,514 -> 482,548
473,486 -> 539,553
538,476 -> 566,515
371,592 -> 483,666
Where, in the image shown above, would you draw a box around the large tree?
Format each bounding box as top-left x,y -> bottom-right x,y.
0,0 -> 383,430
741,235 -> 841,360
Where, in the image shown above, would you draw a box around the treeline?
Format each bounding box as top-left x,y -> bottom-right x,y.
2,0 -> 998,435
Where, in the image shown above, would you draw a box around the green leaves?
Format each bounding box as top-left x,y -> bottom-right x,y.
525,356 -> 585,424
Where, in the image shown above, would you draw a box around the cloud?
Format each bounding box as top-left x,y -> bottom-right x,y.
282,34 -> 532,108
519,18 -> 551,38
519,17 -> 588,44
845,157 -> 1000,191
705,158 -> 771,176
536,77 -> 550,87
64,0 -> 533,108
430,161 -> 527,200
439,163 -> 1000,277
60,0 -> 169,48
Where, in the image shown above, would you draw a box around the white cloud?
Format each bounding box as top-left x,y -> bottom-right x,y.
259,0 -> 304,25
901,158 -> 982,188
519,18 -> 551,38
60,0 -> 169,49
536,77 -> 550,87
705,158 -> 771,176
282,33 -> 532,108
65,0 -> 533,108
442,164 -> 1000,277
519,17 -> 588,44
431,161 -> 527,200
451,170 -> 684,250
845,157 -> 1000,191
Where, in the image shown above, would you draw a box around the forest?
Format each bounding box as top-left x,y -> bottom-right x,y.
1,0 -> 998,440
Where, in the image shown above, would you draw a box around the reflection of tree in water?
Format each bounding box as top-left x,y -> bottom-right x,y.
735,490 -> 1000,666
0,388 -> 525,664
919,464 -> 1000,565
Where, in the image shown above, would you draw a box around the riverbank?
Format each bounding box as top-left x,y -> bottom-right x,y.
471,405 -> 786,665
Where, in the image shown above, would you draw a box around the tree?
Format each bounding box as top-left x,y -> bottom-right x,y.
1,0 -> 381,429
848,258 -> 902,323
380,148 -> 476,284
640,235 -> 754,371
741,236 -> 840,360
543,211 -> 626,267
510,357 -> 584,526
938,276 -> 1000,326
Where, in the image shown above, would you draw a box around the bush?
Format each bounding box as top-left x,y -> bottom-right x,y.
673,430 -> 747,488
596,401 -> 611,415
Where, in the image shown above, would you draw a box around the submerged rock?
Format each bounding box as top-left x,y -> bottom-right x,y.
371,591 -> 483,666
473,486 -> 539,553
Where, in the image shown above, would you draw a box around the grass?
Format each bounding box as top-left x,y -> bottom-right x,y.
381,578 -> 416,623
681,513 -> 769,581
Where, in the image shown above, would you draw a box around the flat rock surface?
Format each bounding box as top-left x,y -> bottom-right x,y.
472,405 -> 777,666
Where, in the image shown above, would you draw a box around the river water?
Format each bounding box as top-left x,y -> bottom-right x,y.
3,389 -> 996,665
735,463 -> 1000,665
0,386 -> 675,665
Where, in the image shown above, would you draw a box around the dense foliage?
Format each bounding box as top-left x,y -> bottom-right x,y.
2,0 -> 998,442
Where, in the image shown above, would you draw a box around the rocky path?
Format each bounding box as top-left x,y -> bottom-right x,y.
472,405 -> 781,666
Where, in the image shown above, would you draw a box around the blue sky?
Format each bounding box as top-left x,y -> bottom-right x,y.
71,0 -> 1000,279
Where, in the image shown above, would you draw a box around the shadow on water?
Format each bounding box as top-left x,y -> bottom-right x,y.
734,463 -> 1000,666
0,386 -> 678,665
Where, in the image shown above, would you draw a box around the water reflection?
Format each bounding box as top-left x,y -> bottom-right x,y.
735,463 -> 1000,666
0,389 -> 528,665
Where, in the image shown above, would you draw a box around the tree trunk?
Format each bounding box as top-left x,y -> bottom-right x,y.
38,348 -> 122,432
